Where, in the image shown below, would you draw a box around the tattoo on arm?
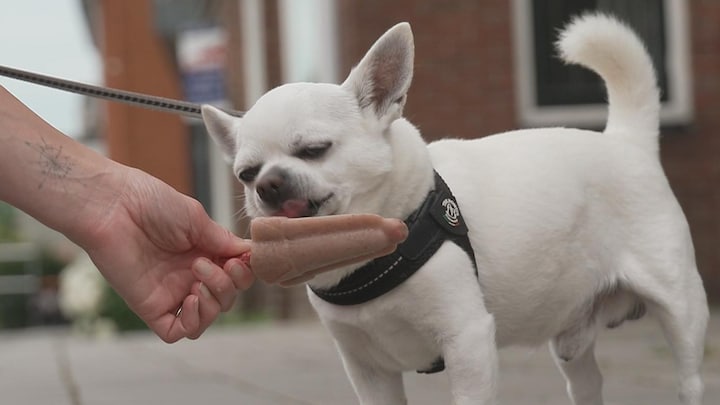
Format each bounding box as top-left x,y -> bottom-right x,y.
25,137 -> 76,190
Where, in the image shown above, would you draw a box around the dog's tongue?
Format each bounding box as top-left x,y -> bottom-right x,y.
276,200 -> 311,218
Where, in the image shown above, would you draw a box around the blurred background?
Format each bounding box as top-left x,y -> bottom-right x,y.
0,0 -> 717,335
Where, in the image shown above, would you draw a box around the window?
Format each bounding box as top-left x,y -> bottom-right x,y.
512,0 -> 692,128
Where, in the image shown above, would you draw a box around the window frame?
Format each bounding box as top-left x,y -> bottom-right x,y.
511,0 -> 693,128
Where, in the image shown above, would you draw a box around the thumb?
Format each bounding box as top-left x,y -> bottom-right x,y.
196,215 -> 251,257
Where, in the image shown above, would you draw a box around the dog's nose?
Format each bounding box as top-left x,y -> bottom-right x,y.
256,170 -> 290,207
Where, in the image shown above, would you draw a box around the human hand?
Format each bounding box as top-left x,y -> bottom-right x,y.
79,167 -> 255,342
0,86 -> 253,341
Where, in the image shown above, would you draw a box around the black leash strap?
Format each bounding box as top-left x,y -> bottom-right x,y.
0,64 -> 244,119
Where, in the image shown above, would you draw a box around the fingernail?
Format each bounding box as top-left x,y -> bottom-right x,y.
195,259 -> 213,277
231,263 -> 247,279
198,283 -> 212,299
235,239 -> 252,252
231,262 -> 255,290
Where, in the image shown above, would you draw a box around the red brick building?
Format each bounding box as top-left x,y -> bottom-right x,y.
88,0 -> 719,305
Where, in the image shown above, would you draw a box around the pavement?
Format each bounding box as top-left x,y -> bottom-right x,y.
0,311 -> 719,405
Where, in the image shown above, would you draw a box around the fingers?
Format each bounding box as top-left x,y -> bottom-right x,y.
150,295 -> 200,343
187,281 -> 221,339
223,258 -> 256,290
151,252 -> 256,343
194,208 -> 252,257
151,281 -> 223,342
156,257 -> 256,342
192,258 -> 238,311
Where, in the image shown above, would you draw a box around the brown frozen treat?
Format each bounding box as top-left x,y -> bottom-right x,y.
248,214 -> 408,285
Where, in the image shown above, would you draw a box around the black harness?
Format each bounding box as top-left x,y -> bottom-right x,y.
310,171 -> 477,374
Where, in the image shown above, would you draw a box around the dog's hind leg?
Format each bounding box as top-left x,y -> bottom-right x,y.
623,249 -> 708,405
644,271 -> 707,405
550,329 -> 603,405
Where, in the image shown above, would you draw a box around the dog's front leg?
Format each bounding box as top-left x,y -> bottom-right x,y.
339,351 -> 406,405
441,314 -> 499,405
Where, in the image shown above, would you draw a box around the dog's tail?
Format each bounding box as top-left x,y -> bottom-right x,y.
557,13 -> 660,153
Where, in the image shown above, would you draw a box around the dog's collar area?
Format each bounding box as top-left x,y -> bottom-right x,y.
310,170 -> 478,374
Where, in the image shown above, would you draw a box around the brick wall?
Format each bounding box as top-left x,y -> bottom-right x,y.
337,0 -> 515,140
100,0 -> 192,194
337,0 -> 719,301
661,0 -> 720,301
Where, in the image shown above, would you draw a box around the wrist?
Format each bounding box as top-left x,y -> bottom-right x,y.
0,86 -> 131,248
52,159 -> 133,250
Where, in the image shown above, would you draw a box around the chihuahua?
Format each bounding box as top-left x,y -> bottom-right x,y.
202,13 -> 707,405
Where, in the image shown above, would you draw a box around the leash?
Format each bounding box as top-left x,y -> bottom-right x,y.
0,64 -> 245,119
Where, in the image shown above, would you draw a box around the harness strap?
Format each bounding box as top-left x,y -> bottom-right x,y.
310,171 -> 478,374
310,171 -> 476,305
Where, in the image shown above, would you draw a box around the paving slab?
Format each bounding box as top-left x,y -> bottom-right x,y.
0,311 -> 718,404
0,332 -> 73,405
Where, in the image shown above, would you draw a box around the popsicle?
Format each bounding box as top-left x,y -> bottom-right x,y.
241,214 -> 408,286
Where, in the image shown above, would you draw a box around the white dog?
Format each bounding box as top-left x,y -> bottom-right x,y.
202,13 -> 708,405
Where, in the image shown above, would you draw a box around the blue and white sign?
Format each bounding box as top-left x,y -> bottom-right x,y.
176,26 -> 228,106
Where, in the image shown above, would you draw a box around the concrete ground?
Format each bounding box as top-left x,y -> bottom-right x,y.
0,311 -> 718,405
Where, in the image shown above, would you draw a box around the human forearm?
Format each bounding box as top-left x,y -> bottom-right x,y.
0,86 -> 127,247
0,86 -> 256,343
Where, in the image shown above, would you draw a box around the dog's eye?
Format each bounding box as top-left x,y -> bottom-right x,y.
238,166 -> 260,182
295,142 -> 332,160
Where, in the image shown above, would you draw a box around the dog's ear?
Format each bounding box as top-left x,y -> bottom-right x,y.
342,22 -> 414,125
201,105 -> 237,162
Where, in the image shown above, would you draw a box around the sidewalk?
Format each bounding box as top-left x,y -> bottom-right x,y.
1,312 -> 718,405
